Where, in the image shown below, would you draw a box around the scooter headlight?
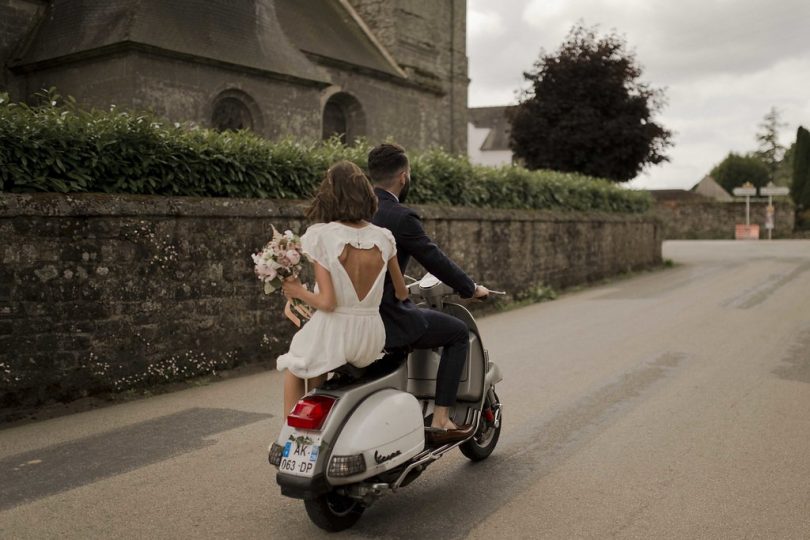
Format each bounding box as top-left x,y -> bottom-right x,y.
328,454 -> 366,477
268,442 -> 284,466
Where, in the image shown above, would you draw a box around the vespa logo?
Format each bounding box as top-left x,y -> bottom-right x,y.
374,449 -> 402,465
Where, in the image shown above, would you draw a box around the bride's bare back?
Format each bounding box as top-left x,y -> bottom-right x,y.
338,244 -> 384,302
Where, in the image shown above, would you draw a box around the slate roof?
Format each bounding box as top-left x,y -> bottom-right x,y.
468,106 -> 515,151
691,175 -> 733,201
275,0 -> 403,78
14,0 -> 329,84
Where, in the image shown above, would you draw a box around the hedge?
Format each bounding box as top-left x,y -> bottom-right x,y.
0,91 -> 651,213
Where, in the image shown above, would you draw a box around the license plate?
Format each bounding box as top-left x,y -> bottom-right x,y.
278,434 -> 321,477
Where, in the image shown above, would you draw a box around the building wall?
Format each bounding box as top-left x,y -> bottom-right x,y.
0,192 -> 661,419
346,0 -> 468,152
131,54 -> 323,140
322,64 -> 453,149
467,122 -> 513,166
0,0 -> 45,92
2,0 -> 467,152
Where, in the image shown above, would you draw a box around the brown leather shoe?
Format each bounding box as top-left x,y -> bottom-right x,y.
425,424 -> 476,446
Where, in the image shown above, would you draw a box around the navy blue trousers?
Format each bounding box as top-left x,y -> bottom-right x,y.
411,309 -> 469,407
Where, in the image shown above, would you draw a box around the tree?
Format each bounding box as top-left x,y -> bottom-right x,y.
773,142 -> 794,187
755,107 -> 787,181
710,152 -> 770,193
509,24 -> 672,182
793,126 -> 810,209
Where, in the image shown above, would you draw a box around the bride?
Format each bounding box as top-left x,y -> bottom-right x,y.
276,161 -> 408,413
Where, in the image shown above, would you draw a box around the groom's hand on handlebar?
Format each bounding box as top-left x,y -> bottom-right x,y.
473,285 -> 490,300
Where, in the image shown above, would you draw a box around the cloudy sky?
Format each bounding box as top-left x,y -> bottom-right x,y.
467,0 -> 810,189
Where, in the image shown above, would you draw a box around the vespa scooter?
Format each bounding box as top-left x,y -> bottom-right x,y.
268,273 -> 503,531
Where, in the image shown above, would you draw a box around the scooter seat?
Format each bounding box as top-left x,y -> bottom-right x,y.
321,351 -> 408,390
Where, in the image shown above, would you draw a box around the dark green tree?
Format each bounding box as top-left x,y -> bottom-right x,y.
755,107 -> 787,181
793,126 -> 810,209
509,24 -> 672,182
773,142 -> 794,187
710,152 -> 770,193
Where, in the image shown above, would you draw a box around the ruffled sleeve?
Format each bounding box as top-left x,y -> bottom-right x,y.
379,227 -> 397,261
300,224 -> 329,269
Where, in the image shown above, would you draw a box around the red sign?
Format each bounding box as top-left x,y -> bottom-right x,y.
735,224 -> 760,240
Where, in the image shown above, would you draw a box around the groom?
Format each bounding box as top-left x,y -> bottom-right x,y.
368,143 -> 489,444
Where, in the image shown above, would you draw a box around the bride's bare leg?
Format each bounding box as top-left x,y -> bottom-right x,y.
308,374 -> 327,391
431,405 -> 458,430
283,371 -> 304,415
283,372 -> 328,415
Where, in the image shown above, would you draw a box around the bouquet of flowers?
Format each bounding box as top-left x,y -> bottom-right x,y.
252,227 -> 312,326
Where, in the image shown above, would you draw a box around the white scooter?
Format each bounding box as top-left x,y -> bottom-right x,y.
268,274 -> 504,532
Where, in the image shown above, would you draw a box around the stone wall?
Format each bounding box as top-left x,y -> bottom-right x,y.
0,193 -> 661,419
653,199 -> 794,239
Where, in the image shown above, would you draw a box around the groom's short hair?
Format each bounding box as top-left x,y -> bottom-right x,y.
368,143 -> 408,186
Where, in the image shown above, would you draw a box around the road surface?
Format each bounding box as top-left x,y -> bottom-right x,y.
2,240 -> 810,539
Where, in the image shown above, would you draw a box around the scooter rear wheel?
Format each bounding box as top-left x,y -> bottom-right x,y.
460,392 -> 501,462
304,490 -> 365,532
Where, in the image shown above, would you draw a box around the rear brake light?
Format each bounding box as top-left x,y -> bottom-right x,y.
287,395 -> 336,430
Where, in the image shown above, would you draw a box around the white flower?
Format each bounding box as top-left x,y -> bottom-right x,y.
286,250 -> 301,265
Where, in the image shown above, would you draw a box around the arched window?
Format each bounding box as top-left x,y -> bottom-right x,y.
323,101 -> 348,143
210,90 -> 262,133
212,97 -> 253,131
322,92 -> 365,144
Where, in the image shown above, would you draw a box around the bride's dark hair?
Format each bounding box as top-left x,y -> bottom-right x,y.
306,161 -> 378,223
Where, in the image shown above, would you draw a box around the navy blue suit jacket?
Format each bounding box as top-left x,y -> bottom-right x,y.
372,187 -> 476,348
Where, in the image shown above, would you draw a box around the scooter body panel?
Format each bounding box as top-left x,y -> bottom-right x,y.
327,389 -> 424,485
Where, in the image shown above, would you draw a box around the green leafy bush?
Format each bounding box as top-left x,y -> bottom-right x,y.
0,91 -> 650,213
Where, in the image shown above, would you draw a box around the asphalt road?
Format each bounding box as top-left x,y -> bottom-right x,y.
2,240 -> 810,539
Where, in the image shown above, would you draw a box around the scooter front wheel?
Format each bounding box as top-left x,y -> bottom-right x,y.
304,490 -> 365,532
460,391 -> 501,462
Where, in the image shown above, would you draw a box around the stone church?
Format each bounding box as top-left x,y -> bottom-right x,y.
0,0 -> 468,153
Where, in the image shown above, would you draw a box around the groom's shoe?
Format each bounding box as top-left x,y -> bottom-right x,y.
425,423 -> 476,446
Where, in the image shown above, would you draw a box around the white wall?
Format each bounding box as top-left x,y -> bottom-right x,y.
467,122 -> 513,167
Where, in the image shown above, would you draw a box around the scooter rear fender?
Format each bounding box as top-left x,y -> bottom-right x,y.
275,361 -> 409,497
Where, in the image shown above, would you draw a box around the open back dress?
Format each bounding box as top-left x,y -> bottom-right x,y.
276,221 -> 397,379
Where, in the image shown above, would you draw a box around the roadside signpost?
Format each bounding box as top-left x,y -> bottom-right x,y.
759,182 -> 790,240
733,183 -> 759,240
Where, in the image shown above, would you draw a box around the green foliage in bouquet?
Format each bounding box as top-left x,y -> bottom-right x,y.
0,90 -> 650,213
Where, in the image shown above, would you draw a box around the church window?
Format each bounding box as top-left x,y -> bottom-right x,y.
212,96 -> 254,132
322,92 -> 365,144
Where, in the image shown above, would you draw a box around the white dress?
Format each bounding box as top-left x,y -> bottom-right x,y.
276,222 -> 396,379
